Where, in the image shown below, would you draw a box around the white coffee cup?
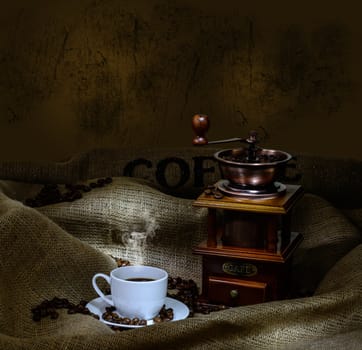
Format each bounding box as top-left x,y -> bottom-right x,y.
92,265 -> 168,320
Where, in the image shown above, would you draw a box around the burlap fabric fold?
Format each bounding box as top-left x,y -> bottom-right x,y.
0,177 -> 208,287
290,193 -> 361,296
1,177 -> 360,297
1,177 -> 362,349
38,177 -> 208,286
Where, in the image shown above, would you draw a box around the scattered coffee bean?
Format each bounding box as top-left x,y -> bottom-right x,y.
32,310 -> 41,322
50,310 -> 59,319
154,304 -> 174,322
130,317 -> 139,325
99,304 -> 174,326
167,276 -> 228,316
31,297 -> 95,322
24,178 -> 114,207
123,318 -> 131,325
203,184 -> 224,199
97,178 -> 106,186
204,184 -> 217,195
153,316 -> 162,323
204,188 -> 213,195
100,310 -> 146,327
104,177 -> 113,184
105,306 -> 116,313
31,275 -> 228,332
213,191 -> 223,199
110,256 -> 131,267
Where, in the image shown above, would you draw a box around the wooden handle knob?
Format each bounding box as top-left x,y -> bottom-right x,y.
192,114 -> 209,145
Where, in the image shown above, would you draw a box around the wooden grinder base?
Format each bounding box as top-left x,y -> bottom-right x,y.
193,184 -> 304,307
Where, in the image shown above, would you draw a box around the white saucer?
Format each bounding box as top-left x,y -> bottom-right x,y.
86,296 -> 189,328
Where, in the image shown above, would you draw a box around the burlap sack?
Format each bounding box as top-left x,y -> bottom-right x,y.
1,178 -> 360,296
0,191 -> 116,340
0,184 -> 362,349
290,193 -> 361,296
342,207 -> 362,231
0,177 -> 208,286
39,189 -> 361,297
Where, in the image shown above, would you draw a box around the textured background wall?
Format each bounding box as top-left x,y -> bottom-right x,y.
0,0 -> 361,161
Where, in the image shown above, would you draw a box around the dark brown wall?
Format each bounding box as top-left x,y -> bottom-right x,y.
0,0 -> 361,161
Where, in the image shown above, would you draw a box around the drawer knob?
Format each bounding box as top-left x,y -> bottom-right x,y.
230,289 -> 239,298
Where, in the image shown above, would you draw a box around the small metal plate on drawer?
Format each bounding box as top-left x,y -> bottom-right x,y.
222,261 -> 258,277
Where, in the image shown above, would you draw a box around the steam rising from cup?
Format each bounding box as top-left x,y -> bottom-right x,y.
121,210 -> 159,265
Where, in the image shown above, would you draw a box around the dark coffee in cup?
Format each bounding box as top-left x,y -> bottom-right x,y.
126,277 -> 155,282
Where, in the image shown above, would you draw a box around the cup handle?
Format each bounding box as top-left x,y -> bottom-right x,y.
92,273 -> 114,306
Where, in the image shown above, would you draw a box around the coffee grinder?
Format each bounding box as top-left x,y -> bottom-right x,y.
192,114 -> 303,306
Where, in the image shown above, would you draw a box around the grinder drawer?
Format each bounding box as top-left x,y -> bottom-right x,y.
208,276 -> 268,306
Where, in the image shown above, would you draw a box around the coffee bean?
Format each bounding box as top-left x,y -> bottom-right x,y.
73,191 -> 82,200
105,306 -> 116,313
60,298 -> 70,308
30,271 -> 227,331
101,308 -> 148,327
104,177 -> 113,184
131,317 -> 139,325
213,191 -> 223,199
52,297 -> 64,308
83,186 -> 91,192
111,256 -> 131,267
32,311 -> 41,322
82,307 -> 90,315
204,188 -> 213,195
102,313 -> 113,321
50,311 -> 59,319
153,304 -> 174,323
123,318 -> 131,325
24,178 -> 114,207
153,316 -> 162,323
